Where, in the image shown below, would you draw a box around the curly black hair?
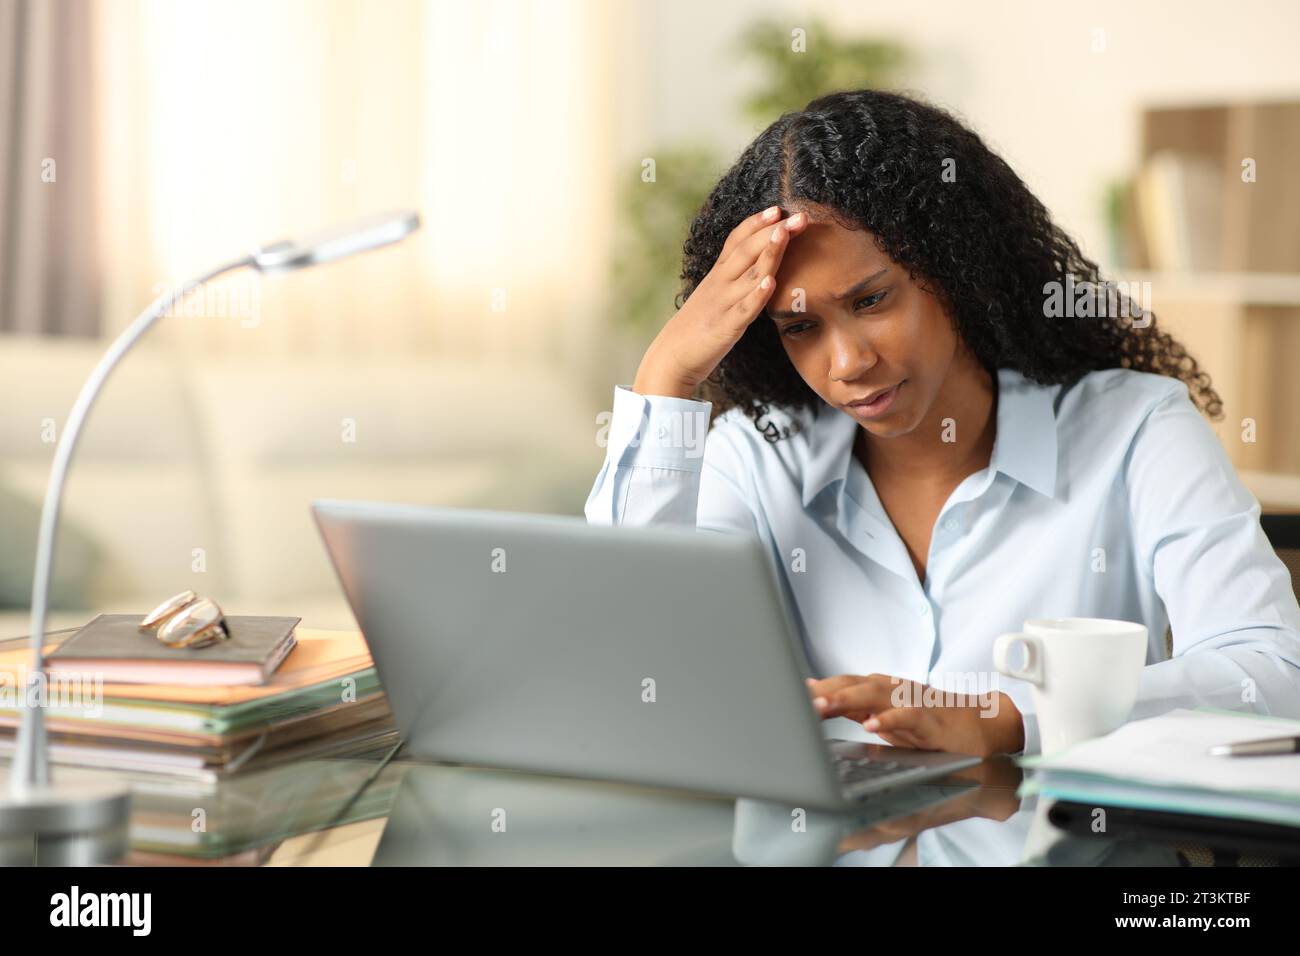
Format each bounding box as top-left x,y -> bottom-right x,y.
678,89 -> 1222,441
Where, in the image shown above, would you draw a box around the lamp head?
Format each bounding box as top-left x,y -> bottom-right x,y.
250,209 -> 421,275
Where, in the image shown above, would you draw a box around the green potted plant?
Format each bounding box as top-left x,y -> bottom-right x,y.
609,18 -> 908,347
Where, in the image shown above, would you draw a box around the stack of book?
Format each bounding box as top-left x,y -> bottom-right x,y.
8,754 -> 409,865
0,621 -> 398,780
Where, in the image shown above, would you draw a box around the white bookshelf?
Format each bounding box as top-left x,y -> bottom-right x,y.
1117,271 -> 1300,308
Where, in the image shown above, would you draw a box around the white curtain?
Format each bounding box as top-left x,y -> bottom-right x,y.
0,0 -> 100,337
92,0 -> 619,368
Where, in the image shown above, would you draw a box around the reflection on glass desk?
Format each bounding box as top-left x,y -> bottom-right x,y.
4,743 -> 1296,866
368,755 -> 1296,867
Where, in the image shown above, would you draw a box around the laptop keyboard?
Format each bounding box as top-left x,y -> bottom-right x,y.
832,752 -> 920,790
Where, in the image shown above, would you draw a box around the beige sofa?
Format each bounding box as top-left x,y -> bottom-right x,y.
6,333 -> 1294,643
0,334 -> 603,638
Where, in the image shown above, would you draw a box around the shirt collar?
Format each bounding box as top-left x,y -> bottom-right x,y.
991,367 -> 1059,499
798,401 -> 858,507
798,367 -> 1060,507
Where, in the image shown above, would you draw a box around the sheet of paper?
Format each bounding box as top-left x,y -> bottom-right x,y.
1028,708 -> 1300,797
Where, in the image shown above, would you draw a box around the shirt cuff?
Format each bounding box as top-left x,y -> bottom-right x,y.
611,385 -> 713,472
998,685 -> 1040,757
1016,709 -> 1041,758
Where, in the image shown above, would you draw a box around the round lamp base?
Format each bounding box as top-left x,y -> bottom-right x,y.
0,782 -> 130,837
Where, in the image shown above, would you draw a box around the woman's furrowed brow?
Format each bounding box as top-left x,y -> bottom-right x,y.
768,268 -> 890,319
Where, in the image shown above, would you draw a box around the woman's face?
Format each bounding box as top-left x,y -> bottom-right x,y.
767,207 -> 965,439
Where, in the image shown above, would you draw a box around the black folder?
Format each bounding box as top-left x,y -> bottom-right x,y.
1048,799 -> 1300,861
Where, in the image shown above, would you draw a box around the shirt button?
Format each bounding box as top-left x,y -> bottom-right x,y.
920,604 -> 931,617
942,516 -> 958,532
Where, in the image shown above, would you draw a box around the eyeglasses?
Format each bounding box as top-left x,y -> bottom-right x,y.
139,590 -> 231,649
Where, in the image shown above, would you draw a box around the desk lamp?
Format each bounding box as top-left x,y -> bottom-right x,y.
0,211 -> 422,856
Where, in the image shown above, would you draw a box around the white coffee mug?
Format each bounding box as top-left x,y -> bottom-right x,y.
993,618 -> 1148,756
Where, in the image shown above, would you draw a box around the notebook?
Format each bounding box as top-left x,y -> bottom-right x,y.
44,613 -> 299,686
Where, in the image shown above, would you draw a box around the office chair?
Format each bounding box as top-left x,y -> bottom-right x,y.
1160,513 -> 1300,658
1261,513 -> 1300,600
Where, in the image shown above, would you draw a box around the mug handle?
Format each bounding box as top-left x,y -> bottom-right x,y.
993,632 -> 1044,686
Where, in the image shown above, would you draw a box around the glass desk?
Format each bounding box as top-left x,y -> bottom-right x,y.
3,633 -> 1291,867
7,745 -> 1279,867
358,751 -> 1294,867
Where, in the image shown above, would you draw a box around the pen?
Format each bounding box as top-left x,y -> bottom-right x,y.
1207,735 -> 1300,757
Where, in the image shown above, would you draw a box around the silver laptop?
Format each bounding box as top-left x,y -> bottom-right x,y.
313,499 -> 980,810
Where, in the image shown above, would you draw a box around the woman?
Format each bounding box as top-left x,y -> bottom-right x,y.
585,89 -> 1300,757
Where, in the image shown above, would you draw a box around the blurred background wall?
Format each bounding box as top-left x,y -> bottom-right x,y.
1,0 -> 1298,634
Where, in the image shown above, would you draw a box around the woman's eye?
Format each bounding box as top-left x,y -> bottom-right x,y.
781,292 -> 887,336
854,290 -> 888,311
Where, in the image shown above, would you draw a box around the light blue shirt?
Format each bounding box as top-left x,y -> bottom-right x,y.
585,367 -> 1300,756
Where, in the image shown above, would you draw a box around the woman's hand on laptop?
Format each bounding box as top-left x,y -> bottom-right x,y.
806,674 -> 1025,758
